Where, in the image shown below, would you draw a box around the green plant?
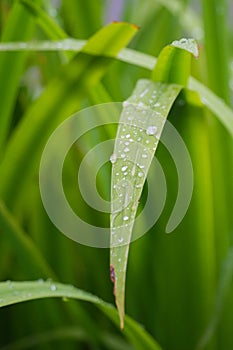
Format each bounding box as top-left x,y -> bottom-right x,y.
0,1 -> 232,350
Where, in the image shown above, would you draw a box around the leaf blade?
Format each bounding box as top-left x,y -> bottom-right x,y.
110,80 -> 182,328
0,22 -> 138,206
0,281 -> 163,350
0,0 -> 42,150
0,200 -> 56,279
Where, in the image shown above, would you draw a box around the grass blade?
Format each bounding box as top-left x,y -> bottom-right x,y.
110,81 -> 182,328
110,38 -> 198,328
0,281 -> 163,350
152,38 -> 198,85
197,247 -> 233,349
189,77 -> 233,137
61,0 -> 102,39
20,0 -> 67,40
1,40 -> 230,139
0,327 -> 132,350
0,0 -> 42,150
0,200 -> 55,279
202,0 -> 230,103
156,0 -> 202,39
0,22 -> 138,206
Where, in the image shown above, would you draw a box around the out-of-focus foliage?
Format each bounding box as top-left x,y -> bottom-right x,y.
0,1 -> 232,350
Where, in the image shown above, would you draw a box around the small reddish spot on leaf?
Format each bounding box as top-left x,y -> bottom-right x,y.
110,265 -> 115,283
112,21 -> 140,30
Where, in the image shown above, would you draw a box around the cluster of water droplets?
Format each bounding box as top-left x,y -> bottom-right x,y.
110,79 -> 176,247
171,38 -> 198,58
0,279 -> 63,306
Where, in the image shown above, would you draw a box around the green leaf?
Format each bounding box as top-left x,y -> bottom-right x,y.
0,0 -> 42,150
20,0 -> 67,40
189,77 -> 233,137
155,0 -> 202,38
197,247 -> 233,349
0,200 -> 56,279
202,0 -> 230,103
1,327 -> 133,350
0,281 -> 162,350
110,38 -> 199,328
2,40 -> 230,137
0,39 -> 86,52
152,38 -> 198,86
0,39 -> 233,137
61,0 -> 102,39
110,80 -> 182,328
0,22 -> 138,207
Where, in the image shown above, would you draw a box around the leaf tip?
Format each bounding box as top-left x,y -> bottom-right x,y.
171,38 -> 199,58
110,265 -> 125,328
111,21 -> 140,30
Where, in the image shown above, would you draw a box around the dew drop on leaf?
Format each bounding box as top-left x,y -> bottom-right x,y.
50,284 -> 57,291
110,153 -> 117,164
146,126 -> 158,135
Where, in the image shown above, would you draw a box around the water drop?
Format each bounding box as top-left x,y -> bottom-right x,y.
8,281 -> 14,289
121,165 -> 128,172
140,88 -> 149,98
142,154 -> 148,159
110,153 -> 117,164
123,101 -> 130,108
118,238 -> 124,243
137,101 -> 145,109
51,284 -> 57,291
123,216 -> 129,221
146,126 -> 158,135
121,153 -> 126,159
125,141 -> 129,146
126,134 -> 131,139
124,147 -> 130,153
138,172 -> 144,178
136,184 -> 143,188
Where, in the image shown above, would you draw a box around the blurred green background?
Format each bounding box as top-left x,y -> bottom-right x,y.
0,0 -> 233,349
